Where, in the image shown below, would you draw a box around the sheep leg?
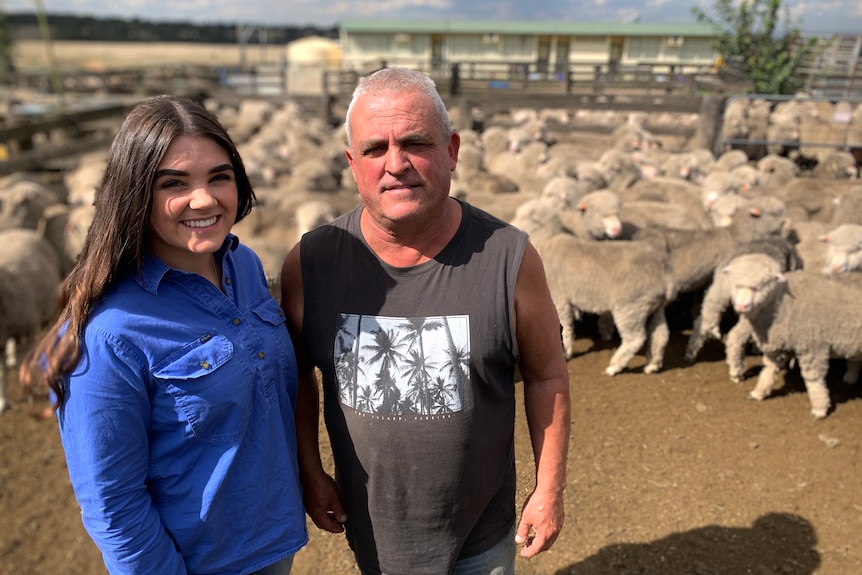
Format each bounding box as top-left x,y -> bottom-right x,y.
605,311 -> 647,376
684,314 -> 707,363
0,338 -> 12,413
686,279 -> 729,362
842,360 -> 861,384
4,337 -> 15,369
597,312 -> 616,342
797,353 -> 832,419
557,302 -> 578,360
725,318 -> 753,382
0,365 -> 5,414
749,352 -> 781,401
643,304 -> 669,374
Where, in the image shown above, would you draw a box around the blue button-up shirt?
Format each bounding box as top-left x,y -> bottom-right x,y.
58,235 -> 307,575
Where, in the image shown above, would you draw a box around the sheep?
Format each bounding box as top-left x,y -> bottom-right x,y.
722,254 -> 862,419
452,143 -> 520,195
714,149 -> 750,172
810,150 -> 859,180
0,177 -> 60,231
707,193 -> 747,228
619,199 -> 708,233
635,195 -> 790,295
756,154 -> 799,191
295,199 -> 337,238
0,228 -> 63,414
559,189 -> 623,240
820,223 -> 862,273
616,168 -> 708,229
719,99 -> 750,154
828,184 -> 862,226
847,103 -> 862,166
63,149 -> 108,206
513,198 -> 676,375
701,170 -> 747,212
683,236 -> 804,365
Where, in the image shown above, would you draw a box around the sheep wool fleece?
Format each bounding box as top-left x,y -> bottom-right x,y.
300,200 -> 527,574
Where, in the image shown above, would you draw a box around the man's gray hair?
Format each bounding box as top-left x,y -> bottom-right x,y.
344,67 -> 453,149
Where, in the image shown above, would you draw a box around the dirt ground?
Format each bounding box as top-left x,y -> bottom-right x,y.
1,327 -> 860,575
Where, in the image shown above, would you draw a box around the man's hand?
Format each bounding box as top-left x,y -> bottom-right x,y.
516,487 -> 565,558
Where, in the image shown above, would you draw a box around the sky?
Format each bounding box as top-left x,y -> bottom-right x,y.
4,0 -> 861,37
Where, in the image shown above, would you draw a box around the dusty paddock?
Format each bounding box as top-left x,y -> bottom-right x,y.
2,331 -> 862,575
13,39 -> 271,72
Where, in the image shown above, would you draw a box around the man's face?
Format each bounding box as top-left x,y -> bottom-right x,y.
345,90 -> 460,227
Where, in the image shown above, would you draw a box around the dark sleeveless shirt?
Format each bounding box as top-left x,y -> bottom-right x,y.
299,200 -> 527,574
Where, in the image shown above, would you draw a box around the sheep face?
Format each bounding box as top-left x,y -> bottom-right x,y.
820,224 -> 862,273
723,254 -> 786,315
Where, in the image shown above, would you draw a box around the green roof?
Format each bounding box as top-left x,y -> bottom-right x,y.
339,18 -> 715,37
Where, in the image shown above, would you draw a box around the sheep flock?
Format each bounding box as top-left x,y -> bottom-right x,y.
1,93 -> 861,421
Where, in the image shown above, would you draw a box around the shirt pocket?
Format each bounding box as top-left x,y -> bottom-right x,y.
152,332 -> 251,444
249,295 -> 287,327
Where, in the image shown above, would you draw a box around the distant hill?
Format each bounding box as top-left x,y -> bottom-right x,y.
7,12 -> 336,44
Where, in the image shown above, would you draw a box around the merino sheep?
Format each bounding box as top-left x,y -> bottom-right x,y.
0,228 -> 63,413
295,199 -> 337,238
820,223 -> 862,273
560,189 -> 623,240
683,236 -> 804,365
634,195 -> 790,296
0,177 -> 60,231
722,254 -> 862,418
513,199 -> 676,375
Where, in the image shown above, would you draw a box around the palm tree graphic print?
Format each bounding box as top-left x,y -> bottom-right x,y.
335,313 -> 471,418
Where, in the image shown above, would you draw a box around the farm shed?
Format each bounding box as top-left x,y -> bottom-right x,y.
338,18 -> 719,77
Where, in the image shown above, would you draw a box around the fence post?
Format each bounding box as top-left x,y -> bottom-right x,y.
695,94 -> 726,152
449,63 -> 460,97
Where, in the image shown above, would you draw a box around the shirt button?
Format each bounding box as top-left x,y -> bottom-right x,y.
257,352 -> 266,359
225,277 -> 232,285
232,318 -> 241,325
200,361 -> 211,369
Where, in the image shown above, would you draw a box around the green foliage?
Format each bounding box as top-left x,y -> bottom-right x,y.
691,0 -> 821,95
0,10 -> 15,74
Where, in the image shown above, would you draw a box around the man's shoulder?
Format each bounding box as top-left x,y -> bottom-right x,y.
460,200 -> 526,237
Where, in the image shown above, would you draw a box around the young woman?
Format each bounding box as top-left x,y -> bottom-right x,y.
20,95 -> 307,575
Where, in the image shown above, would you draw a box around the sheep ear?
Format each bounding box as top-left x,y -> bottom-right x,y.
578,201 -> 587,213
776,273 -> 787,283
749,207 -> 762,217
720,265 -> 731,274
818,234 -> 829,243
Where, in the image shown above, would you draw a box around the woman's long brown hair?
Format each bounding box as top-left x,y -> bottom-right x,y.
19,95 -> 256,410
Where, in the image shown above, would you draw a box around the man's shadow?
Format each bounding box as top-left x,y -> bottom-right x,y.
554,512 -> 819,575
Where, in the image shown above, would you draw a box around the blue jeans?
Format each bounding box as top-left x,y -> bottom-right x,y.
451,527 -> 516,575
250,554 -> 295,575
360,526 -> 515,575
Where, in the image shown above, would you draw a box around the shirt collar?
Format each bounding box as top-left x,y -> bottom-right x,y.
137,234 -> 239,294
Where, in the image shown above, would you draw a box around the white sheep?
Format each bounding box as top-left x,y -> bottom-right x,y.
634,195 -> 790,295
722,254 -> 862,419
559,189 -> 623,240
0,177 -> 60,231
295,199 -> 337,238
513,199 -> 676,375
0,228 -> 63,413
820,223 -> 862,274
683,236 -> 804,367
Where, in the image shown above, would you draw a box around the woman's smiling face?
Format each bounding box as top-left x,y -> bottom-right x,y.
148,135 -> 238,271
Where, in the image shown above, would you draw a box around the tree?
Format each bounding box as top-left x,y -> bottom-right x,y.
692,0 -> 822,95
